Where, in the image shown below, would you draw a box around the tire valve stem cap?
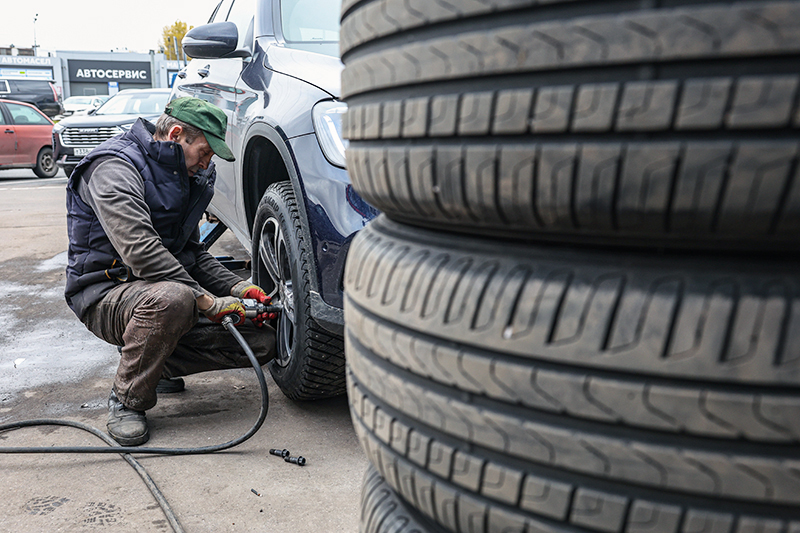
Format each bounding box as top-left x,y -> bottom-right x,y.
285,456 -> 306,466
270,448 -> 290,458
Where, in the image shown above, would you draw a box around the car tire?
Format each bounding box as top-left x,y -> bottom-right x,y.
345,216 -> 800,533
251,182 -> 346,400
340,0 -> 800,252
33,147 -> 57,178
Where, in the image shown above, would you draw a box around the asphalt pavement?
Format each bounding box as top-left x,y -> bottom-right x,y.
0,169 -> 367,532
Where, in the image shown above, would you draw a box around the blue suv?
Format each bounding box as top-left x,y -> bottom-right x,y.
171,0 -> 376,400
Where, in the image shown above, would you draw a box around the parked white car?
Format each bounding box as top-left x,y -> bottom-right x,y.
57,95 -> 109,119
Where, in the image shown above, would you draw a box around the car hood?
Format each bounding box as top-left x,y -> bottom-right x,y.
263,44 -> 342,98
57,112 -> 161,128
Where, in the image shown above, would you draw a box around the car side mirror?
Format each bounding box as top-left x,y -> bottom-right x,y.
182,22 -> 250,59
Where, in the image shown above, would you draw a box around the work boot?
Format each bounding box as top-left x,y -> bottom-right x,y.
156,377 -> 185,394
107,390 -> 149,446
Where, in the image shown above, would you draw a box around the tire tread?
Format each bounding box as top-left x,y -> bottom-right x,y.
342,3 -> 800,97
347,338 -> 800,505
345,217 -> 800,386
348,365 -> 800,533
346,306 -> 800,443
259,182 -> 347,400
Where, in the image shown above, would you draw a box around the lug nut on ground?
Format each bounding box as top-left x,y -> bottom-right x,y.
269,448 -> 290,458
285,456 -> 306,466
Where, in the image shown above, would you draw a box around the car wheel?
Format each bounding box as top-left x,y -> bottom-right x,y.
341,0 -> 800,252
346,216 -> 800,533
33,147 -> 57,178
251,182 -> 346,400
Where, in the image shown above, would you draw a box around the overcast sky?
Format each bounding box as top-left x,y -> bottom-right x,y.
1,0 -> 218,54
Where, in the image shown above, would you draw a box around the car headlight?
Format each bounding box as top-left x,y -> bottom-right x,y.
118,123 -> 134,132
312,100 -> 348,169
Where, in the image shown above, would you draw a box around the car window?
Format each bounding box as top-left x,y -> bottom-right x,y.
5,102 -> 50,125
211,0 -> 234,23
227,0 -> 255,50
0,80 -> 8,94
0,106 -> 7,125
280,0 -> 340,42
10,80 -> 52,94
96,92 -> 169,115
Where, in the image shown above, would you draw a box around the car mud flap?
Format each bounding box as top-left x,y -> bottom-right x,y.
309,290 -> 343,336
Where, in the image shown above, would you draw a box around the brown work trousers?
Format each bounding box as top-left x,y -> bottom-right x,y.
82,280 -> 277,411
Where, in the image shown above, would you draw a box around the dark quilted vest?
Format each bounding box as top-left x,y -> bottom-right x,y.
65,118 -> 215,319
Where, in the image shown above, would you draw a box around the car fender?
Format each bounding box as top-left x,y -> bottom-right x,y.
238,120 -> 347,333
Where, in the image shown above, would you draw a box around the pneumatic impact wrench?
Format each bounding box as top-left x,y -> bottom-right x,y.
224,298 -> 282,327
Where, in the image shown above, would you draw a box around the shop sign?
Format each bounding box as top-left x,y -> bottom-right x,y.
0,67 -> 52,79
68,60 -> 151,84
0,56 -> 55,66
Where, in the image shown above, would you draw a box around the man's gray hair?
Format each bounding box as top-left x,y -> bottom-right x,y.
154,113 -> 204,143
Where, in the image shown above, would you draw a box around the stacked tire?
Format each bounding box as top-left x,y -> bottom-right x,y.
340,2 -> 800,533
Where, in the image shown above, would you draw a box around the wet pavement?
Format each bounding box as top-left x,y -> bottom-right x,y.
0,172 -> 366,532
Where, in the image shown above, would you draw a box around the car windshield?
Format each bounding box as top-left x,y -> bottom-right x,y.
280,0 -> 341,43
65,96 -> 94,105
96,92 -> 169,115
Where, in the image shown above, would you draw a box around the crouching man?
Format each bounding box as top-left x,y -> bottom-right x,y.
65,97 -> 276,446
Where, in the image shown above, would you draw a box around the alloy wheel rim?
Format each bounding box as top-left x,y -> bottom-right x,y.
259,216 -> 295,367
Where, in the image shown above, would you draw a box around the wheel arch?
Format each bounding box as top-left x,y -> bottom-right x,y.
37,143 -> 53,159
240,121 -> 320,295
240,124 -> 293,232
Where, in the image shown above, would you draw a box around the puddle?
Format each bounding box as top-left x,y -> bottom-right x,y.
35,251 -> 68,272
0,316 -> 116,395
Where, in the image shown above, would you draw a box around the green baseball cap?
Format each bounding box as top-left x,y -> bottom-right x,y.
164,97 -> 235,162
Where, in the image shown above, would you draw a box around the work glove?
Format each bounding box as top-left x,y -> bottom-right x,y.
202,295 -> 246,326
231,280 -> 270,302
231,281 -> 277,325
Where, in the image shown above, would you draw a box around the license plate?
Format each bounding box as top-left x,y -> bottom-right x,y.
73,147 -> 92,156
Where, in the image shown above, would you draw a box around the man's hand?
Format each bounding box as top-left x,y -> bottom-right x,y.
231,281 -> 270,302
200,295 -> 246,325
231,281 -> 276,325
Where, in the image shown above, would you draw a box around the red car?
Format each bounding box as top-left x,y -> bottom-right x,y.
0,100 -> 57,178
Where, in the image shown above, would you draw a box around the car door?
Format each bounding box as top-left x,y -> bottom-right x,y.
172,0 -> 252,229
0,103 -> 17,166
5,102 -> 52,165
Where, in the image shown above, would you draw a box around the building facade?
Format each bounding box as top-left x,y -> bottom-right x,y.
0,49 -> 185,99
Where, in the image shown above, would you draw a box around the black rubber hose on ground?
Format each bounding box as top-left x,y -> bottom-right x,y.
0,316 -> 269,533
